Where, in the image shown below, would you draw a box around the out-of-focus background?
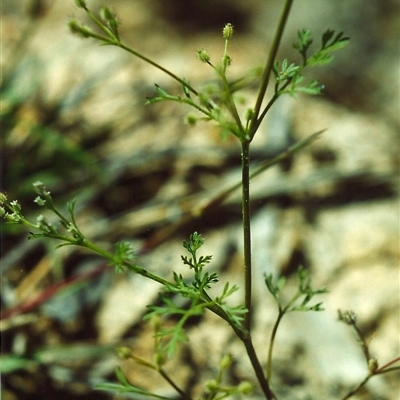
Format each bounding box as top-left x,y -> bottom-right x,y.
2,1 -> 399,399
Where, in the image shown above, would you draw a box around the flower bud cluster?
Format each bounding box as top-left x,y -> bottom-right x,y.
338,310 -> 357,326
33,181 -> 55,207
68,20 -> 94,38
36,215 -> 58,234
74,0 -> 87,9
100,6 -> 120,37
0,194 -> 24,223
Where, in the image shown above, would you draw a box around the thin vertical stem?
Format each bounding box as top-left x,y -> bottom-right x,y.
249,0 -> 294,137
241,140 -> 252,332
243,337 -> 277,399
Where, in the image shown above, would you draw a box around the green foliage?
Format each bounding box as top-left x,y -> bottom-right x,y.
293,28 -> 349,67
265,267 -> 327,313
273,28 -> 349,97
263,268 -> 328,382
181,231 -> 215,289
144,232 -> 247,358
112,241 -> 136,273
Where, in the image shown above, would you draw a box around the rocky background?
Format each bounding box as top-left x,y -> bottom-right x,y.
2,0 -> 399,399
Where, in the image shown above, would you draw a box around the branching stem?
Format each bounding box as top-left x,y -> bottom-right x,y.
242,338 -> 277,399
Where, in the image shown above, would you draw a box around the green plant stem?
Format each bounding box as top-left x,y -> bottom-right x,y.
118,43 -> 199,97
266,311 -> 284,381
249,0 -> 294,138
351,323 -> 371,364
85,7 -> 116,39
200,292 -> 276,399
266,286 -> 313,380
83,5 -> 199,97
340,357 -> 400,400
241,140 -> 252,333
250,92 -> 280,136
251,79 -> 292,135
129,354 -> 190,399
81,239 -> 172,287
157,368 -> 190,400
377,356 -> 400,372
218,69 -> 246,137
242,337 -> 277,400
340,375 -> 371,400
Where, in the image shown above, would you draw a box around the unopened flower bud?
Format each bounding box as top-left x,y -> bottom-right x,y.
222,54 -> 232,68
33,181 -> 52,202
68,20 -> 94,38
34,196 -> 46,206
74,0 -> 87,8
116,346 -> 133,359
197,49 -> 211,63
5,212 -> 22,223
338,310 -> 357,325
238,381 -> 253,395
368,358 -> 379,373
206,379 -> 219,391
245,108 -> 255,121
199,92 -> 211,107
100,6 -> 115,22
184,113 -> 198,125
222,23 -> 234,40
0,192 -> 7,204
10,200 -> 21,213
100,6 -> 120,33
219,354 -> 233,370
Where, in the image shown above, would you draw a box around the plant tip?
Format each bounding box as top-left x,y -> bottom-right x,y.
197,49 -> 211,63
68,19 -> 93,38
223,23 -> 234,40
238,381 -> 253,395
338,309 -> 357,325
34,196 -> 46,206
368,358 -> 379,373
0,192 -> 7,204
116,346 -> 133,359
74,0 -> 87,9
219,354 -> 233,370
222,54 -> 232,68
184,113 -> 198,125
206,379 -> 219,391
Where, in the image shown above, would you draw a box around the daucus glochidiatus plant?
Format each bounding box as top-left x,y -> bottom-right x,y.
2,0 -> 399,398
